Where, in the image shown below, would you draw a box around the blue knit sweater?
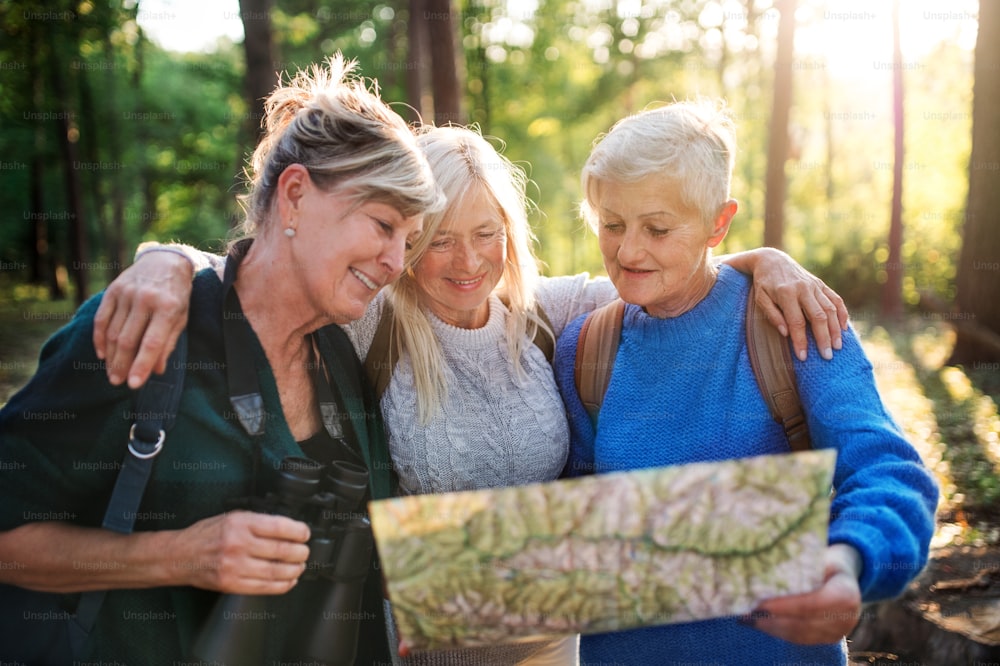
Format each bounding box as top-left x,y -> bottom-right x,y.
554,265 -> 939,666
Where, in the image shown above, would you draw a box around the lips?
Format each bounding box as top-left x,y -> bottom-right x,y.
446,275 -> 484,289
620,264 -> 654,276
350,267 -> 379,291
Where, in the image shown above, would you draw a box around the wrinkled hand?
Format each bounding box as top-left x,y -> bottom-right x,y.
93,250 -> 195,388
170,511 -> 311,595
746,544 -> 862,645
749,248 -> 849,361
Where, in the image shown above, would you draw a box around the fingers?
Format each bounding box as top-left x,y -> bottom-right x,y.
94,251 -> 195,387
756,282 -> 845,362
177,512 -> 311,595
122,295 -> 189,389
92,289 -> 115,362
746,551 -> 862,645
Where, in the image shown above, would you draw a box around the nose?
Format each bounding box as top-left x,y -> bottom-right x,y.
617,228 -> 645,264
451,238 -> 480,272
381,235 -> 407,281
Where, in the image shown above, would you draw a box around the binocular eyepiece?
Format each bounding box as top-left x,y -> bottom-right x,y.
192,456 -> 374,665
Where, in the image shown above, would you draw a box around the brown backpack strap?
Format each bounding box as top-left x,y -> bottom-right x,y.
745,287 -> 811,451
364,301 -> 398,402
574,299 -> 626,427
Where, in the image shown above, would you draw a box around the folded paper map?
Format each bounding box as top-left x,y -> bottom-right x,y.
369,449 -> 836,652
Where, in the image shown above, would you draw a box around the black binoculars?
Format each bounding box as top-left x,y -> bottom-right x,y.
193,455 -> 373,665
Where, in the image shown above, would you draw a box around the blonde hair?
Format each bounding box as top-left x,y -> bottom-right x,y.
234,53 -> 443,241
386,125 -> 551,423
581,98 -> 736,230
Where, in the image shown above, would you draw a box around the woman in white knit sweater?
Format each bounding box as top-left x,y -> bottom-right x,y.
93,125 -> 847,665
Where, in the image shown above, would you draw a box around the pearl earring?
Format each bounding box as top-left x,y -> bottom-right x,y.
284,227 -> 296,238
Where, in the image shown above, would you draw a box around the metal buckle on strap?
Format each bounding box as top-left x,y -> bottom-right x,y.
128,424 -> 165,459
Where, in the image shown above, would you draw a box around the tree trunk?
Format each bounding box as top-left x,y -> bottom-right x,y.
27,22 -> 63,299
239,0 -> 277,140
881,0 -> 905,319
424,0 -> 463,125
763,0 -> 795,249
101,38 -> 126,281
48,37 -> 88,305
405,0 -> 428,123
950,0 -> 1000,364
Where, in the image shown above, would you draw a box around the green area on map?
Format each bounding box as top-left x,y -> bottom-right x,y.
369,449 -> 836,651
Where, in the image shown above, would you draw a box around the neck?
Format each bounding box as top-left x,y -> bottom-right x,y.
234,235 -> 327,358
422,297 -> 491,329
645,261 -> 719,319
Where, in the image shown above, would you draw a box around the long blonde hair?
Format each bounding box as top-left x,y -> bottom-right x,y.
385,125 -> 552,422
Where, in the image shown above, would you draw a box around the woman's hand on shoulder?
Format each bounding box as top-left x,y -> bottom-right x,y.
93,248 -> 195,388
745,543 -> 863,645
727,247 -> 849,361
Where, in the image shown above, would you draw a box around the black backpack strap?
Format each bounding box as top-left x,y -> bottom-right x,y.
364,301 -> 398,403
69,331 -> 188,653
529,303 -> 555,365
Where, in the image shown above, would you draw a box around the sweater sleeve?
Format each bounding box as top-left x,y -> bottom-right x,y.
553,313 -> 599,477
537,274 -> 618,338
793,326 -> 939,602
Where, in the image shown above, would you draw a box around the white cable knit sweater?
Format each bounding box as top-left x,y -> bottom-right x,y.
344,274 -> 617,665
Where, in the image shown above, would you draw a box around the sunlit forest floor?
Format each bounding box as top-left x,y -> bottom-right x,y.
2,285 -> 999,658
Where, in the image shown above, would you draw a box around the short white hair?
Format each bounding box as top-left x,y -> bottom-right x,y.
581,98 -> 736,229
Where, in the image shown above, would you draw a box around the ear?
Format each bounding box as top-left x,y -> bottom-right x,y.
275,163 -> 311,220
706,199 -> 737,248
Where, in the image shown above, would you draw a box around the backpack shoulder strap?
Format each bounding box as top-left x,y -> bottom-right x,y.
531,303 -> 555,365
745,287 -> 811,452
498,294 -> 556,365
574,299 -> 625,427
70,330 -> 189,653
364,301 -> 397,403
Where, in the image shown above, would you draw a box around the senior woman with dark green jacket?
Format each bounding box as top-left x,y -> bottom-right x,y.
0,54 -> 443,664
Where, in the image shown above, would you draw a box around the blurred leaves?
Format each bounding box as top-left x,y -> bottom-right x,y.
0,0 -> 977,312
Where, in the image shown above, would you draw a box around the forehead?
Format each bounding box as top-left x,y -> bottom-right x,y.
594,175 -> 694,217
438,186 -> 504,234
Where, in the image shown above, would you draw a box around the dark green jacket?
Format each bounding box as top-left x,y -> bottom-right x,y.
0,269 -> 394,664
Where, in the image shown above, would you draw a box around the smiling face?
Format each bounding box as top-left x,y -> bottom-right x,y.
595,174 -> 736,318
410,186 -> 507,329
291,172 -> 424,323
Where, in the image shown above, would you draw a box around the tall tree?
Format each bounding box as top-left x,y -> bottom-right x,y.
47,22 -> 88,305
239,0 -> 277,140
763,0 -> 796,249
881,0 -> 905,319
423,0 -> 462,125
950,0 -> 1000,363
405,0 -> 429,122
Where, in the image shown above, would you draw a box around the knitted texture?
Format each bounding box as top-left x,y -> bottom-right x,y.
554,265 -> 939,666
345,274 -> 616,665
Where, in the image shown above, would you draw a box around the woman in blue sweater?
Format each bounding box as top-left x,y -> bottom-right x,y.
554,100 -> 939,665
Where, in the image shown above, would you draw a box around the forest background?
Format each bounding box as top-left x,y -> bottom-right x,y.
1,0 -> 1000,657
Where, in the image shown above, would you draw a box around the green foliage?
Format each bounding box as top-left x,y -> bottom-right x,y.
0,0 -> 976,311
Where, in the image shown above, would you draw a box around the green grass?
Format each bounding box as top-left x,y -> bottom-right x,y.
855,315 -> 1000,547
0,283 -> 76,405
